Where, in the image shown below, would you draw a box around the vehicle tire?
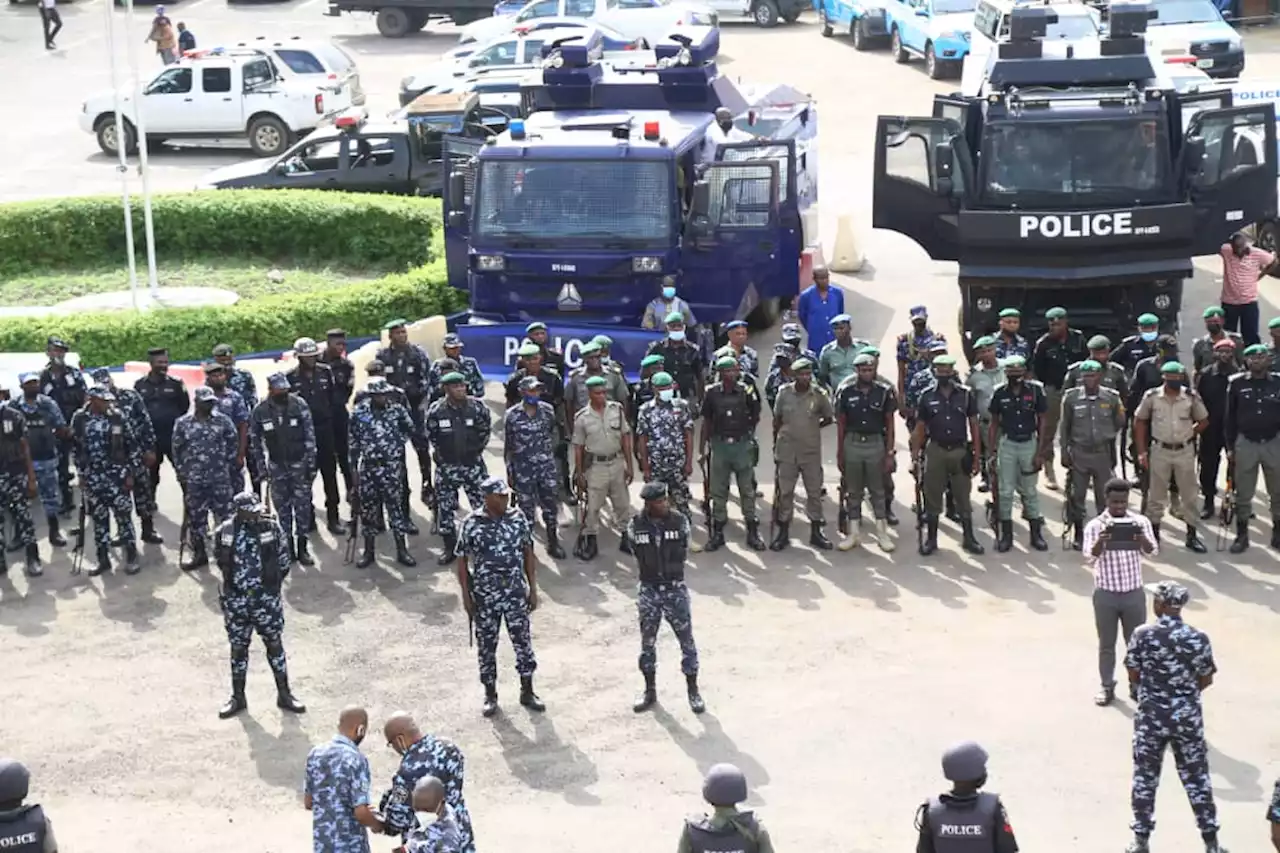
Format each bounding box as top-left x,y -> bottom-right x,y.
95,115 -> 136,156
248,115 -> 290,157
782,8 -> 801,22
1259,220 -> 1280,277
852,18 -> 868,49
818,6 -> 833,35
752,0 -> 780,27
925,42 -> 942,78
376,6 -> 413,37
891,27 -> 909,63
406,8 -> 429,30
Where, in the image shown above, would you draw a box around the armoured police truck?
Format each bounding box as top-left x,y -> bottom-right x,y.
871,3 -> 1278,357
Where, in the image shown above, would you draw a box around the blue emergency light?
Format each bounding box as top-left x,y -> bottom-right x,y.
509,119 -> 526,139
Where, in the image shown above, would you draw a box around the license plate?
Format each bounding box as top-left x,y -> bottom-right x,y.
1196,58 -> 1213,68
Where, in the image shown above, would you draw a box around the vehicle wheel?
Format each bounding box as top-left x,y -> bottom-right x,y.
1260,220 -> 1280,277
852,18 -> 868,49
753,0 -> 780,27
376,6 -> 413,37
818,6 -> 833,35
925,42 -> 942,78
406,8 -> 428,30
248,115 -> 290,157
891,27 -> 909,62
95,116 -> 136,156
782,8 -> 801,22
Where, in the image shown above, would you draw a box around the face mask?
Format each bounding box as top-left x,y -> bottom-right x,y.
1140,331 -> 1158,343
1163,380 -> 1180,390
719,121 -> 733,133
936,375 -> 954,386
23,389 -> 36,400
601,356 -> 612,366
415,811 -> 439,827
196,402 -> 215,413
523,394 -> 540,406
1206,322 -> 1223,334
50,354 -> 65,365
659,389 -> 674,402
662,287 -> 676,300
669,330 -> 685,342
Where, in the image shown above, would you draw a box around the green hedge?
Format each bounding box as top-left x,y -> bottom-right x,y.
0,190 -> 468,366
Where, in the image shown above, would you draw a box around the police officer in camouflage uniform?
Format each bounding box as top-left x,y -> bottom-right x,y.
213,343 -> 261,493
0,399 -> 39,577
88,368 -> 163,546
1060,360 -> 1126,549
897,305 -> 945,416
835,353 -> 896,553
506,344 -> 571,504
994,307 -> 1031,361
988,355 -> 1049,552
914,741 -> 1019,853
1112,314 -> 1163,379
40,336 -> 88,515
428,334 -> 485,401
504,376 -> 565,559
250,374 -> 317,558
287,337 -> 347,536
629,481 -> 704,714
378,319 -> 435,510
456,476 -> 543,717
304,707 -> 383,850
911,356 -> 984,556
214,490 -> 306,719
1224,343 -> 1280,553
14,374 -> 67,550
174,387 -> 240,570
427,373 -> 491,566
677,764 -> 773,853
764,344 -> 795,411
204,363 -> 250,490
700,356 -> 763,552
630,354 -> 665,425
1191,307 -> 1243,383
770,358 -> 834,551
723,320 -> 760,382
382,713 -> 474,853
72,386 -> 143,576
1124,581 -> 1225,853
637,371 -> 696,531
350,379 -> 416,569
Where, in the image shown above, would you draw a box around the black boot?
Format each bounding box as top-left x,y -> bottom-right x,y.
686,673 -> 706,714
273,665 -> 306,714
123,542 -> 140,575
140,515 -> 163,544
296,535 -> 315,567
546,528 -> 566,560
633,672 -> 657,712
745,521 -> 766,552
47,514 -> 66,547
59,485 -> 73,517
580,534 -> 599,561
1271,519 -> 1280,550
218,674 -> 247,719
961,517 -> 985,555
1229,517 -> 1249,554
23,543 -> 42,578
769,521 -> 790,551
919,517 -> 939,556
996,520 -> 1014,553
1029,518 -> 1048,552
326,506 -> 346,536
703,521 -> 726,552
394,533 -> 417,567
437,533 -> 457,566
519,675 -> 545,712
0,547 -> 6,575
482,683 -> 499,718
88,545 -> 111,577
402,498 -> 420,536
809,520 -> 833,550
1186,524 -> 1207,554
182,538 -> 208,572
1072,524 -> 1084,551
304,506 -> 318,534
885,503 -> 900,527
619,532 -> 634,556
1200,495 -> 1215,520
356,533 -> 376,569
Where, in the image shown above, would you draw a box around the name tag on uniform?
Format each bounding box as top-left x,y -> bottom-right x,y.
439,420 -> 453,431
465,419 -> 474,426
43,384 -> 54,394
65,375 -> 76,387
634,533 -> 652,544
220,533 -> 233,546
405,366 -> 415,374
290,418 -> 299,427
263,422 -> 275,432
386,366 -> 396,373
259,532 -> 274,543
726,409 -> 735,417
2,422 -> 11,434
111,425 -> 122,435
163,387 -> 174,394
664,530 -> 681,540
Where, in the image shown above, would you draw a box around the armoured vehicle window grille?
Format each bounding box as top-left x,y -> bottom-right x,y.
445,141 -> 481,207
708,163 -> 773,228
718,145 -> 790,199
1189,110 -> 1270,189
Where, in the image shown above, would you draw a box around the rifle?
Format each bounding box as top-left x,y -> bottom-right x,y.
699,451 -> 711,527
71,489 -> 88,575
985,452 -> 999,533
1061,458 -> 1077,550
179,503 -> 190,568
1216,458 -> 1236,551
1119,415 -> 1131,482
345,475 -> 361,565
912,448 -> 927,550
571,467 -> 589,559
769,462 -> 780,544
837,481 -> 849,536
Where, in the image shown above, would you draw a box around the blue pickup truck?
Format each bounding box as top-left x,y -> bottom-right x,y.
884,0 -> 974,78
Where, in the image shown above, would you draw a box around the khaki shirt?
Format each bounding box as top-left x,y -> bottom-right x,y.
571,400 -> 630,456
1060,386 -> 1125,448
773,382 -> 834,454
966,364 -> 1004,418
1134,387 -> 1207,445
566,367 -> 629,413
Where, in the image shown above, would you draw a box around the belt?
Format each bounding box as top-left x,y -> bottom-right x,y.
1002,435 -> 1034,443
591,453 -> 619,463
1156,440 -> 1191,451
714,436 -> 751,444
846,432 -> 885,442
930,440 -> 966,451
642,579 -> 684,590
1241,432 -> 1280,443
1072,442 -> 1114,453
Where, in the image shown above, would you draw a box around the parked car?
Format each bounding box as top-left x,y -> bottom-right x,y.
222,37 -> 365,105
458,0 -> 716,46
704,0 -> 805,27
815,0 -> 890,48
884,0 -> 975,79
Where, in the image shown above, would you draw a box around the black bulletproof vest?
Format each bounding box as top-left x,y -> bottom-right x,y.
0,804 -> 46,853
430,401 -> 485,464
253,398 -> 308,465
0,407 -> 26,471
926,792 -> 999,852
287,364 -> 335,423
684,812 -> 760,853
135,375 -> 186,435
841,382 -> 889,433
632,512 -> 688,584
216,519 -> 284,592
20,402 -> 56,461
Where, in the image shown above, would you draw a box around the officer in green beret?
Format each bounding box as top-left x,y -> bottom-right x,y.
858,345 -> 902,526
571,375 -> 634,560
635,371 -> 698,540
1112,313 -> 1163,380
631,354 -> 666,426
376,318 -> 435,524
1133,361 -> 1208,552
994,308 -> 1031,362
1059,360 -> 1126,548
1191,307 -> 1242,382
834,352 -> 896,552
1223,343 -> 1280,553
1031,306 -> 1089,492
647,312 -> 707,408
700,355 -> 763,551
505,343 -> 572,506
1267,316 -> 1280,363
566,341 -> 629,425
771,357 -> 835,551
987,354 -> 1050,552
524,321 -> 565,378
965,336 -> 1003,495
1064,335 -> 1128,400
590,334 -> 624,377
910,355 -> 984,556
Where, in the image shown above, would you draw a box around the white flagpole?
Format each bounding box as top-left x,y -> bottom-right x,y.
105,0 -> 140,309
125,0 -> 160,302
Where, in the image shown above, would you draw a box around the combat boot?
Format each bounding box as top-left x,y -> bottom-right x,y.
1229,517 -> 1249,554
296,535 -> 315,567
402,498 -> 420,536
326,506 -> 346,536
482,683 -> 499,718
546,528 -> 566,560
961,517 -> 985,555
123,543 -> 140,575
1271,519 -> 1280,549
272,666 -> 306,714
88,545 -> 111,577
1029,518 -> 1048,552
1203,836 -> 1229,853
1185,523 -> 1207,554
918,517 -> 939,556
581,534 -> 599,561
769,521 -> 791,551
686,673 -> 706,714
885,503 -> 899,527
22,543 -> 42,578
1199,494 -> 1215,520
519,676 -> 546,712
356,533 -> 376,569
437,534 -> 458,566
703,521 -> 726,552
875,518 -> 895,553
182,538 -> 208,572
46,514 -> 66,547
140,514 -> 163,544
394,534 -> 417,568
744,521 -> 766,552
218,675 -> 247,719
838,518 -> 860,551
619,531 -> 634,556
1072,523 -> 1084,551
1123,834 -> 1150,853
809,520 -> 833,550
633,672 -> 657,713
996,520 -> 1014,553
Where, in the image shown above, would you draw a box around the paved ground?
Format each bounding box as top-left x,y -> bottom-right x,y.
4,5 -> 1280,853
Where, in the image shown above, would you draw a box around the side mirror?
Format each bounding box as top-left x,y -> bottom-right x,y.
469,56 -> 488,67
447,210 -> 469,229
447,171 -> 467,209
274,162 -> 290,176
932,141 -> 954,195
690,180 -> 710,217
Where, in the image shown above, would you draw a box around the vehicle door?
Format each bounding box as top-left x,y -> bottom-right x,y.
443,137 -> 485,290
466,36 -> 523,70
515,37 -> 548,62
564,0 -> 598,17
199,66 -> 242,132
514,0 -> 565,28
1183,103 -> 1278,255
272,135 -> 345,189
872,115 -> 971,260
961,0 -> 999,94
341,133 -> 410,193
898,0 -> 931,51
1171,89 -> 1232,140
714,140 -> 800,297
240,58 -> 286,129
140,66 -> 198,134
684,161 -> 782,309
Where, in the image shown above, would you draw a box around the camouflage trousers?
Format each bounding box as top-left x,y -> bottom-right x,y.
638,580 -> 698,676
268,461 -> 314,540
510,453 -> 558,531
1131,710 -> 1218,835
0,471 -> 35,548
436,461 -> 486,538
221,590 -> 287,679
31,458 -> 60,517
183,481 -> 235,547
358,458 -> 410,535
83,465 -> 135,549
129,466 -> 156,517
474,581 -> 536,686
647,459 -> 692,518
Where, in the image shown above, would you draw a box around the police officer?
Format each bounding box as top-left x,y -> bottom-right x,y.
1060,361 -> 1126,549
635,371 -> 696,528
1191,307 -> 1243,383
504,376 -> 564,560
381,712 -> 474,853
377,319 -> 435,511
320,329 -> 357,493
426,373 -> 492,565
630,354 -> 665,425
988,355 -> 1049,552
590,334 -> 625,378
0,758 -> 58,853
304,707 -> 384,850
700,356 -> 762,552
771,357 -> 834,551
88,368 -> 163,546
349,378 -> 416,569
71,386 -> 143,576
213,490 -> 306,719
628,481 -> 705,714
677,764 -> 773,853
428,333 -> 485,400
1224,343 -> 1280,553
1269,317 -> 1280,363
456,476 -> 544,717
250,374 -> 317,559
173,387 -> 239,570
405,777 -> 461,853
993,307 -> 1031,361
213,343 -> 261,492
860,344 -> 903,527
134,346 -> 190,512
39,336 -> 87,515
203,363 -> 249,490
835,352 -> 897,553
764,344 -> 795,411
905,340 -> 950,427
723,319 -> 760,382
0,399 -> 39,577
1031,307 -> 1089,491
13,375 -> 67,549
914,741 -> 1018,853
1112,313 -> 1163,379
506,344 -> 571,505
524,321 -> 565,378
1127,335 -> 1183,492
911,356 -> 984,556
780,321 -> 819,366
572,376 -> 634,560
1196,339 -> 1239,521
566,341 -> 629,416
1134,362 -> 1209,553
1124,581 -> 1224,853
897,305 -> 945,412
966,336 -> 1002,495
1064,335 -> 1128,399
287,337 -> 347,536
818,314 -> 868,393
647,312 -> 706,406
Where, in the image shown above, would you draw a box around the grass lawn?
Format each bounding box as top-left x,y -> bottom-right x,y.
0,257 -> 393,307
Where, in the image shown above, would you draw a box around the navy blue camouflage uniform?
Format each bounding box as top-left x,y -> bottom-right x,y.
349,396 -> 414,535
71,404 -> 144,549
226,365 -> 261,487
628,506 -> 699,677
503,400 -> 559,531
110,384 -> 158,518
457,504 -> 537,687
377,341 -> 435,494
304,733 -> 374,853
210,386 -> 250,488
428,356 -> 485,403
382,735 -> 475,853
406,805 -> 463,853
12,392 -> 64,520
214,508 -> 293,681
0,405 -> 35,550
426,396 -> 491,539
636,396 -> 695,518
173,406 -> 239,549
39,357 -> 87,508
250,391 -> 318,541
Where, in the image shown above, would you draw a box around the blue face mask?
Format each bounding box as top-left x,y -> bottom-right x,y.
1140,331 -> 1158,343
523,394 -> 540,406
669,330 -> 685,342
662,287 -> 676,300
659,388 -> 674,402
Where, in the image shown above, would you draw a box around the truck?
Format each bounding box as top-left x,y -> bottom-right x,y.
438,27 -> 819,377
324,0 -> 497,38
870,3 -> 1277,359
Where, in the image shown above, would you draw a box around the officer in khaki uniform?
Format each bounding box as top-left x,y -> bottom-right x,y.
910,355 -> 984,557
835,352 -> 897,552
565,341 -> 629,416
1133,361 -> 1209,553
1059,360 -> 1125,549
769,358 -> 834,552
965,336 -> 1003,495
700,356 -> 763,552
572,375 -> 634,560
1224,343 -> 1280,553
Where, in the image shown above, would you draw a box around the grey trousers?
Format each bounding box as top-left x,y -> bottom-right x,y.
1093,587 -> 1146,688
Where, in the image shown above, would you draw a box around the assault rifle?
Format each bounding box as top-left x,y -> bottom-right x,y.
178,504 -> 191,568
837,481 -> 849,537
1216,458 -> 1236,551
769,462 -> 781,544
571,466 -> 589,559
1061,459 -> 1078,550
912,449 -> 927,550
345,476 -> 360,565
699,452 -> 711,530
71,489 -> 87,575
985,453 -> 999,533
